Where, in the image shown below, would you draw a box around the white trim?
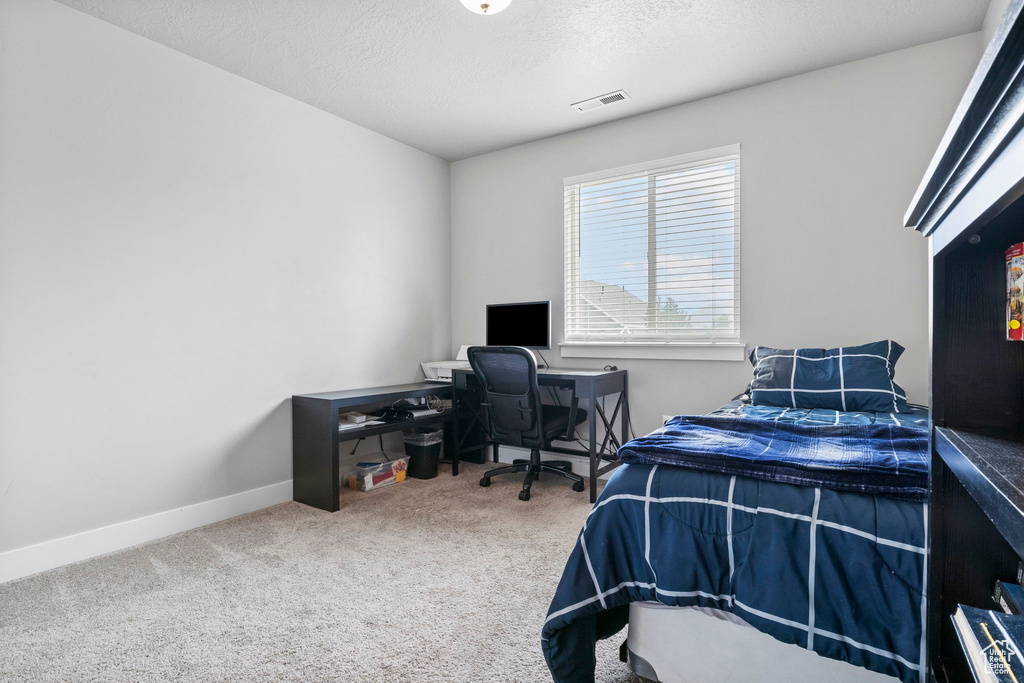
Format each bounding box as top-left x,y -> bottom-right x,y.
564,144 -> 742,186
559,341 -> 746,362
0,480 -> 293,585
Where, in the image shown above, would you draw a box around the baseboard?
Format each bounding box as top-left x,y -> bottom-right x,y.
0,480 -> 293,585
494,446 -> 617,480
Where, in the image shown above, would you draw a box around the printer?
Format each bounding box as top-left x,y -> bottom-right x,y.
421,345 -> 473,383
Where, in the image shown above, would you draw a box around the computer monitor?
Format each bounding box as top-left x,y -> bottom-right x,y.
486,301 -> 551,349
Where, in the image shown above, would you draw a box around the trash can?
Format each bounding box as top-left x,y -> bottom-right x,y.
403,427 -> 443,479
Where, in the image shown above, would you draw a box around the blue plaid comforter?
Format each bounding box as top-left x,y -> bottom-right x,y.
542,402 -> 930,683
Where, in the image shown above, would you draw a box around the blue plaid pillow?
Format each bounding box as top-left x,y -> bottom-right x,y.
748,341 -> 909,413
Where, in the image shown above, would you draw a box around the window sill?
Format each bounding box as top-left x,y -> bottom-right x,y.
559,341 -> 747,362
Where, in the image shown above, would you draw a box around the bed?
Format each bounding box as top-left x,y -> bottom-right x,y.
542,398 -> 930,683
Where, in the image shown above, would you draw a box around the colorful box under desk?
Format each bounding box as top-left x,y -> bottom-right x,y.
346,457 -> 408,492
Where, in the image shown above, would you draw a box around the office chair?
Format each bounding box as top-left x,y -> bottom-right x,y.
467,346 -> 586,501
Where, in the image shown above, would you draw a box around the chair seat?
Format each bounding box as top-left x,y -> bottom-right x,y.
541,404 -> 587,442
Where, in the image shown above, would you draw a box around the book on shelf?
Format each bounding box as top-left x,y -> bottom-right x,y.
952,604 -> 1024,682
994,581 -> 1024,616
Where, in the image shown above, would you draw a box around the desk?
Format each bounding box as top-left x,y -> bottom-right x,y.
292,383 -> 453,512
452,368 -> 628,503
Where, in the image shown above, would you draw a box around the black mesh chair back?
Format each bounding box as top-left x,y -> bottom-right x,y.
467,346 -> 544,448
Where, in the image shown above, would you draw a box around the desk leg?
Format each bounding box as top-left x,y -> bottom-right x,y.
292,398 -> 340,513
443,417 -> 459,477
588,383 -> 598,504
621,375 -> 629,446
449,384 -> 461,476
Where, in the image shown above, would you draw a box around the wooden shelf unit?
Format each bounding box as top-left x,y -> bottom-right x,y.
905,1 -> 1024,680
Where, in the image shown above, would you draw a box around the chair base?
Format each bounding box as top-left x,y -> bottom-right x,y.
479,449 -> 585,501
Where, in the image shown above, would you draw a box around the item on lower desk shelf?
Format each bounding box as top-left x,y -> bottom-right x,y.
952,604 -> 1024,682
338,419 -> 384,432
342,411 -> 370,423
346,457 -> 409,492
1008,242 -> 1023,341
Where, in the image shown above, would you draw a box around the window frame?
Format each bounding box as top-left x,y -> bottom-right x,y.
561,144 -> 745,361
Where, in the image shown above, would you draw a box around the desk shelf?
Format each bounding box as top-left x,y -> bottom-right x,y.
935,428 -> 1024,558
337,413 -> 449,441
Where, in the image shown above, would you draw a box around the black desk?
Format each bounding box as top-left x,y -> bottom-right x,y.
292,383 -> 453,512
452,368 -> 628,503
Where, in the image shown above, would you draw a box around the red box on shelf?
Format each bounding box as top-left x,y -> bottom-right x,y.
1009,242 -> 1023,341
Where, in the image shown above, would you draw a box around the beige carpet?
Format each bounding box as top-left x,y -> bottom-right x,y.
0,463 -> 641,682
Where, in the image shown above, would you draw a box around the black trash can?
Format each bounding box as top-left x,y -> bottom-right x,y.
403,427 -> 443,479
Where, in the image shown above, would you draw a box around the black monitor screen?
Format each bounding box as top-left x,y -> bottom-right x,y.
486,301 -> 551,349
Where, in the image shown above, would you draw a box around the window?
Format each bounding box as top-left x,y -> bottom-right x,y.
563,145 -> 740,350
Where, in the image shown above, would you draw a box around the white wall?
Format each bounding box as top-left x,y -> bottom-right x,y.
983,0 -> 1012,45
451,33 -> 981,437
0,0 -> 451,559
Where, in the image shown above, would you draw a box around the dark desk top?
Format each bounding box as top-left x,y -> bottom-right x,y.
453,367 -> 625,379
294,369 -> 624,404
294,382 -> 451,403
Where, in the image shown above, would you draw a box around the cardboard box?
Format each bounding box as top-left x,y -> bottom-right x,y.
1009,242 -> 1023,341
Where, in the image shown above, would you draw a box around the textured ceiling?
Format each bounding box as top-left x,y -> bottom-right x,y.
56,0 -> 988,161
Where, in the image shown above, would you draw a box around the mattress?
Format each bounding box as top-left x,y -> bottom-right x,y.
626,602 -> 894,683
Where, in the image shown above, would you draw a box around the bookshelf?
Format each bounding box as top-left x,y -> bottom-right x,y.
905,1 -> 1024,680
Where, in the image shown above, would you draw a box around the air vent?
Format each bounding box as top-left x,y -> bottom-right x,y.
571,90 -> 630,113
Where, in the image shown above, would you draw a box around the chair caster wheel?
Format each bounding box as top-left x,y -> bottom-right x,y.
519,490 -> 531,501
480,477 -> 490,487
572,481 -> 585,492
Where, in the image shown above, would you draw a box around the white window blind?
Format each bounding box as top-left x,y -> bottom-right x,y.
564,145 -> 740,344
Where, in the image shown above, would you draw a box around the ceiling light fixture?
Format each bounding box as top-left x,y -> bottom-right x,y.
460,0 -> 511,15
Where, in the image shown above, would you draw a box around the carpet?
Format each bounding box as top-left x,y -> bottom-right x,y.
0,463 -> 641,682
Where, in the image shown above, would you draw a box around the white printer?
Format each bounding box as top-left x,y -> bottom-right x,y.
421,345 -> 473,383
